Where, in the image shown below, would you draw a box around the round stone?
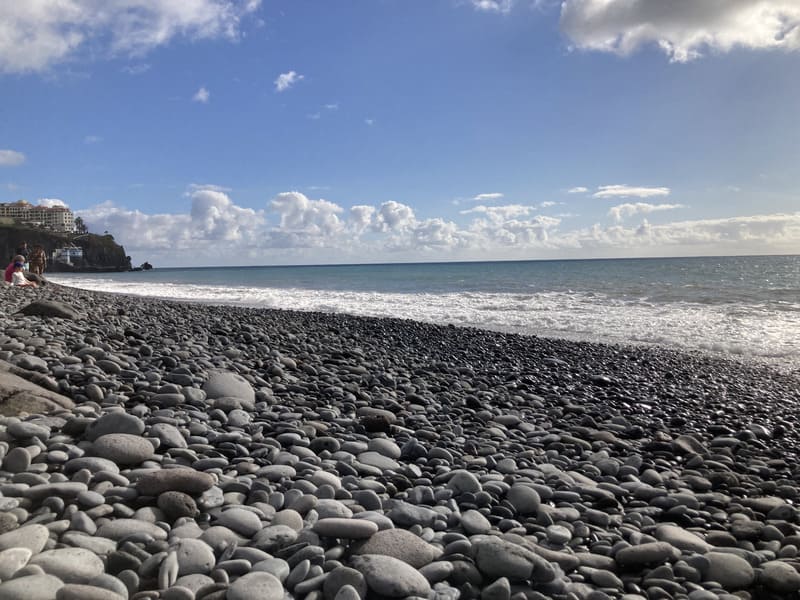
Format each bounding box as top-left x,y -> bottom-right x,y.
472,535 -> 554,582
85,413 -> 145,441
704,552 -> 755,589
0,574 -> 64,600
96,519 -> 168,541
0,524 -> 50,554
29,548 -> 105,583
91,434 -> 154,465
3,447 -> 32,473
202,370 -> 255,403
460,510 -> 491,535
135,468 -> 215,496
351,527 -> 442,568
216,508 -> 262,537
0,547 -> 33,580
158,491 -> 200,520
350,554 -> 431,598
174,539 -> 216,576
55,584 -> 126,600
616,542 -> 681,569
313,518 -> 379,539
760,560 -> 800,593
227,572 -> 283,600
506,485 -> 541,516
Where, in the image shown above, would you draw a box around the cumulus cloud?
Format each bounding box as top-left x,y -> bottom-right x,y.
372,201 -> 416,233
567,186 -> 588,194
608,202 -> 684,222
593,184 -> 670,199
189,186 -> 263,241
560,0 -> 800,63
0,1 -> 262,74
74,185 -> 800,266
472,192 -> 504,202
37,198 -> 68,208
274,71 -> 304,92
193,86 -> 210,103
270,192 -> 343,239
0,150 -> 26,167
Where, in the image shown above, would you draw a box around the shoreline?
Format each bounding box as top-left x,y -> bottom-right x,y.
2,282 -> 800,598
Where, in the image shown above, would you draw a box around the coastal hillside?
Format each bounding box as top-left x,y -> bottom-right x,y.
0,225 -> 131,272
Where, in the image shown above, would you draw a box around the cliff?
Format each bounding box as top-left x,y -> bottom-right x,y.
0,225 -> 132,272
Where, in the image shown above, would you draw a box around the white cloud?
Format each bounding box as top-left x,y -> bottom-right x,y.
349,205 -> 376,234
593,184 -> 670,199
560,0 -> 800,63
0,150 -> 26,167
365,118 -> 375,126
270,191 -> 344,239
84,135 -> 103,144
193,86 -> 210,103
472,0 -> 514,14
539,201 -> 556,208
0,1 -> 262,74
37,198 -> 68,208
472,192 -> 504,202
608,202 -> 684,222
274,71 -> 304,92
372,201 -> 416,232
461,204 -> 537,222
74,186 -> 800,266
567,186 -> 588,194
189,186 -> 263,241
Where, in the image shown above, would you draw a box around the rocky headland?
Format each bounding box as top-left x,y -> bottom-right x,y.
0,227 -> 132,272
1,282 -> 799,600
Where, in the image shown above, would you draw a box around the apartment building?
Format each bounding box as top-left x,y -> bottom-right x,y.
0,200 -> 75,232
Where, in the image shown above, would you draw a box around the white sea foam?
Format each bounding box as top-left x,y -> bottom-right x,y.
49,275 -> 800,370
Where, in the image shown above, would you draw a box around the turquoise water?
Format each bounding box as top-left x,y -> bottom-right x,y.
49,255 -> 800,369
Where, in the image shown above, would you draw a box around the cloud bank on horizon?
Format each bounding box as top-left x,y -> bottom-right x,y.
2,0 -> 798,265
72,186 -> 800,267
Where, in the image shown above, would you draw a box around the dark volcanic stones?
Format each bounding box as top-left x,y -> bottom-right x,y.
1,283 -> 800,600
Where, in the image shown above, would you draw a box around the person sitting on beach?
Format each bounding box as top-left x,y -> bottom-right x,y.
15,242 -> 29,270
4,255 -> 26,284
28,244 -> 46,275
10,262 -> 37,287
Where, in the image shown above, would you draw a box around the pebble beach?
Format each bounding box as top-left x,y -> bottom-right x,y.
1,282 -> 800,600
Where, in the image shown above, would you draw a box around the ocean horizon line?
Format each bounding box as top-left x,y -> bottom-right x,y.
138,251 -> 800,271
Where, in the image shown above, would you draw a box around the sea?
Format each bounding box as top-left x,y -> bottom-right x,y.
47,255 -> 800,372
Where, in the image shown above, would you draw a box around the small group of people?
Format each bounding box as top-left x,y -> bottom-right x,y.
4,242 -> 47,288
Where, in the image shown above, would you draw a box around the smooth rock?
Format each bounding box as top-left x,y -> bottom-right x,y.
351,528 -> 442,568
29,548 -> 105,583
135,469 -> 215,496
0,574 -> 64,600
704,552 -> 755,589
0,524 -> 50,554
350,554 -> 431,598
92,434 -> 154,465
227,572 -> 283,600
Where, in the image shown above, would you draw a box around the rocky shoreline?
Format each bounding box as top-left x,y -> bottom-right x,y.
1,283 -> 800,600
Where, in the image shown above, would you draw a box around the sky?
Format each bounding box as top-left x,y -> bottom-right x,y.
1,0 -> 799,267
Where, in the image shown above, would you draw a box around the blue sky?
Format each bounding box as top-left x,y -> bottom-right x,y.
1,0 -> 799,266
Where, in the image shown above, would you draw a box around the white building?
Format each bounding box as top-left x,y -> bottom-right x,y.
52,245 -> 84,264
0,200 -> 75,232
